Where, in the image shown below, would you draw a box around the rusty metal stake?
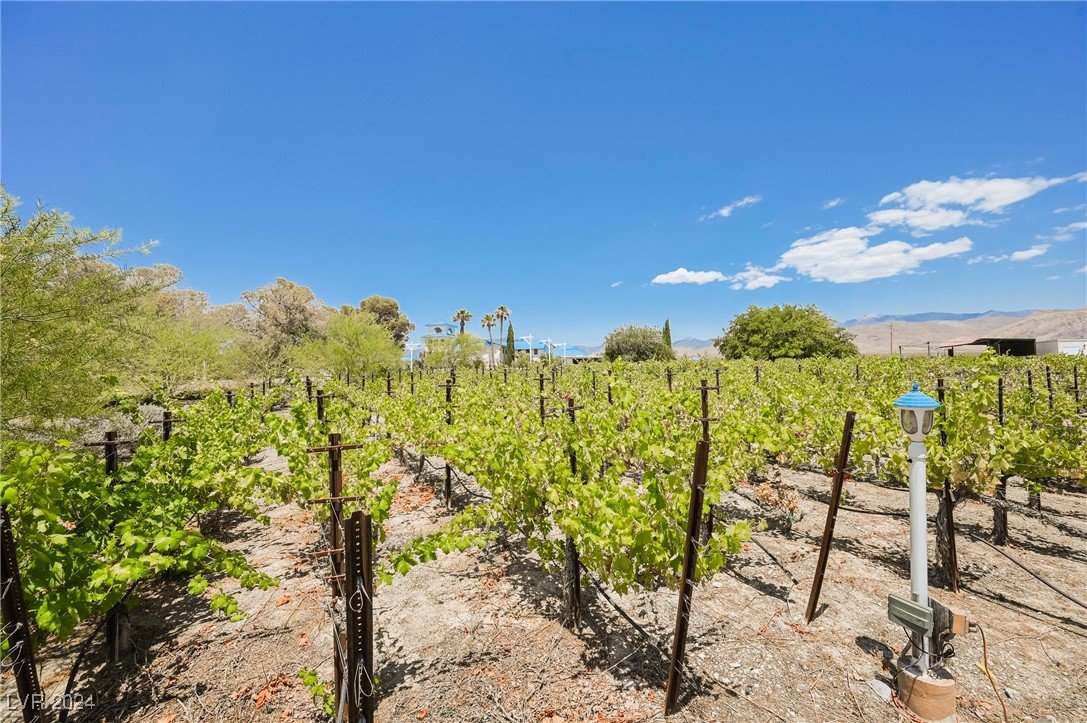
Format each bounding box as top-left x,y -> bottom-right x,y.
1,505 -> 47,723
664,439 -> 709,716
562,397 -> 584,630
345,511 -> 376,723
804,410 -> 856,623
88,431 -> 133,663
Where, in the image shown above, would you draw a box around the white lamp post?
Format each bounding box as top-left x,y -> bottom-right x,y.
405,342 -> 420,371
540,337 -> 554,362
556,342 -> 568,363
892,382 -> 940,672
520,334 -> 534,361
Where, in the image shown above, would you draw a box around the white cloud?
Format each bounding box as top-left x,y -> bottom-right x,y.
1076,266 -> 1087,274
1054,204 -> 1086,213
1046,275 -> 1060,281
882,173 -> 1085,213
1037,221 -> 1087,242
1010,244 -> 1050,261
700,195 -> 762,221
773,227 -> 973,283
610,281 -> 623,288
866,207 -> 977,233
724,264 -> 790,290
967,243 -> 1050,265
873,173 -> 1087,233
651,267 -> 726,285
822,197 -> 845,210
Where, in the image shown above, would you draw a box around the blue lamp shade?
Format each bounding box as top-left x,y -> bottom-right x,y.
893,382 -> 940,439
892,382 -> 941,410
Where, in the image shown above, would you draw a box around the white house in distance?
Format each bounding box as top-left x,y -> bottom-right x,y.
414,322 -> 595,366
421,321 -> 457,341
484,339 -> 594,365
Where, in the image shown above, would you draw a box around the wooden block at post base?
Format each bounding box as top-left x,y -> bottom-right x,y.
896,664 -> 957,722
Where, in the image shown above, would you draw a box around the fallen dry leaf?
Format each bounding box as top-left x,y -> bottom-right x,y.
299,632 -> 309,647
416,707 -> 429,719
155,714 -> 178,723
275,594 -> 293,606
229,685 -> 252,701
253,673 -> 295,709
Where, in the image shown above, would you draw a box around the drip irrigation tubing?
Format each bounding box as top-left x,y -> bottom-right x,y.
963,532 -> 1087,613
416,455 -> 493,500
796,487 -> 1087,611
749,536 -> 799,585
577,562 -> 705,694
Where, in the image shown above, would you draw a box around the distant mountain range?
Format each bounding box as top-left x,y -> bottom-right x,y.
842,309 -> 1038,326
578,308 -> 1084,357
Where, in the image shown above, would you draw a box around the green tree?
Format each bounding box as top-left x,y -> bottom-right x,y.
0,188 -> 160,440
603,324 -> 672,362
358,295 -> 414,347
494,305 -> 510,343
505,322 -> 516,366
714,304 -> 857,360
480,313 -> 497,368
294,311 -> 402,377
424,333 -> 485,369
452,308 -> 473,335
241,278 -> 325,374
662,319 -> 673,355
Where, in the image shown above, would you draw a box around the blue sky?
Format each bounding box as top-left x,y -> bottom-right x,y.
3,1 -> 1085,344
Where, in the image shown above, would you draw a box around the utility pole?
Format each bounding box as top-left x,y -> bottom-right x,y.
405,342 -> 421,372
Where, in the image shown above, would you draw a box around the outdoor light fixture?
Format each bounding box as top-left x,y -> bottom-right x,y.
887,382 -> 962,721
894,382 -> 939,441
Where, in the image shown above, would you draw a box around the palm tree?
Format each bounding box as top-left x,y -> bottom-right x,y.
494,306 -> 510,343
453,309 -> 472,335
480,313 -> 497,368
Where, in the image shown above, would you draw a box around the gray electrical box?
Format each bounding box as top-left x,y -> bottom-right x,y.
888,593 -> 933,637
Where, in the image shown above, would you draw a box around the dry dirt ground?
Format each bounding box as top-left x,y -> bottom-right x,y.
9,445 -> 1086,723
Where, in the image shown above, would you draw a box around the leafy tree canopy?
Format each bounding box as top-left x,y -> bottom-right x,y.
357,295 -> 414,347
603,324 -> 672,362
0,187 -> 161,440
714,304 -> 858,360
424,333 -> 485,369
505,323 -> 516,366
294,311 -> 402,377
241,278 -> 326,372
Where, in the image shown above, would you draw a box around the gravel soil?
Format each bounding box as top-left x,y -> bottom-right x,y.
8,445 -> 1085,723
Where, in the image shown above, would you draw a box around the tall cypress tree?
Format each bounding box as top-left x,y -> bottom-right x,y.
505,322 -> 516,365
662,318 -> 673,352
